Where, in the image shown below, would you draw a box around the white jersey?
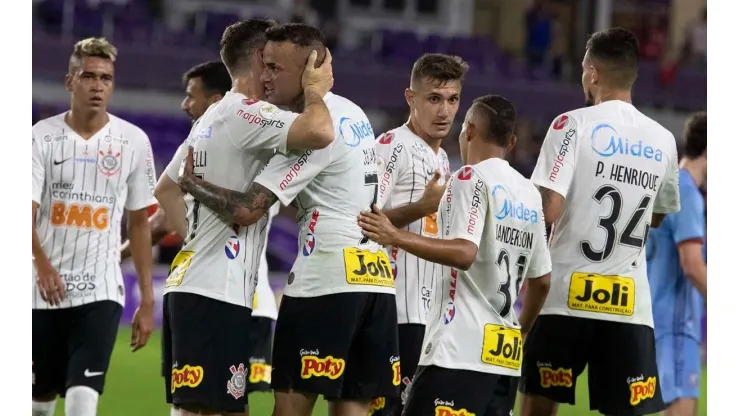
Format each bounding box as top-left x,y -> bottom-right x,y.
254,92 -> 394,298
419,159 -> 551,376
163,91 -> 300,308
32,113 -> 157,309
531,100 -> 680,327
252,203 -> 280,320
375,124 -> 451,324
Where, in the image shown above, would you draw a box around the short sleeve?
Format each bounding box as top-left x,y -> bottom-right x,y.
164,141 -> 188,183
253,146 -> 333,206
375,131 -> 407,208
226,99 -> 299,155
32,133 -> 45,204
125,134 -> 158,211
445,167 -> 487,247
531,114 -> 578,198
653,140 -> 681,214
668,187 -> 705,245
525,211 -> 552,278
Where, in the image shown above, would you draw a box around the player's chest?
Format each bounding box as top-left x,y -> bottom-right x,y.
44,137 -> 135,190
397,148 -> 449,187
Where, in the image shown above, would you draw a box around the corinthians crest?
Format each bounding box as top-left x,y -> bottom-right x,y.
98,146 -> 121,176
226,363 -> 247,399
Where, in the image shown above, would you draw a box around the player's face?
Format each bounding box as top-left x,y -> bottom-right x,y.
181,77 -> 219,121
261,41 -> 304,106
408,78 -> 462,140
66,56 -> 114,112
581,55 -> 597,106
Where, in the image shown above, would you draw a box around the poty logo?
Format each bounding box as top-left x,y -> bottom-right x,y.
338,117 -> 374,147
590,124 -> 663,161
491,185 -> 538,223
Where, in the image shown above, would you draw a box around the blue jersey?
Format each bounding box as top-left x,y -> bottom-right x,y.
646,169 -> 706,341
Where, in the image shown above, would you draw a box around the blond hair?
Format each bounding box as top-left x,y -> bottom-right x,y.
68,37 -> 118,72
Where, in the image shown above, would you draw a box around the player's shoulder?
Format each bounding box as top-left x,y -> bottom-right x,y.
328,93 -> 375,147
376,125 -> 413,147
451,165 -> 485,188
223,92 -> 286,122
108,113 -> 149,141
32,112 -> 67,135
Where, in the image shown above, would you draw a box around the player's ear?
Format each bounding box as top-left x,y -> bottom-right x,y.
208,94 -> 223,106
591,66 -> 599,86
508,134 -> 518,152
404,88 -> 414,108
64,74 -> 73,92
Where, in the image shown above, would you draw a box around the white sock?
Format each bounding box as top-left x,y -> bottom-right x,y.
64,386 -> 99,416
31,399 -> 56,416
170,408 -> 181,416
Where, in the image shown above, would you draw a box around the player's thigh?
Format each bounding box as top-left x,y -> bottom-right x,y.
403,365 -> 515,416
162,293 -> 175,402
32,309 -> 68,398
271,293 -> 365,398
338,293 -> 401,401
371,323 -> 425,416
519,315 -> 589,405
246,316 -> 274,393
65,301 -> 122,395
588,321 -> 665,416
655,335 -> 702,406
167,292 -> 253,413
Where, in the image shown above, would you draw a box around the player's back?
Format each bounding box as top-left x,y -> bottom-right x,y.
422,159 -> 549,375
534,100 -> 680,327
163,92 -> 286,308
647,169 -> 706,341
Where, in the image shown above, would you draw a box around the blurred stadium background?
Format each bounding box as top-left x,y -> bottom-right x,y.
32,0 -> 707,414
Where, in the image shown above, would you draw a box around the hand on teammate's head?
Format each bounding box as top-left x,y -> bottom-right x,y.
301,48 -> 334,97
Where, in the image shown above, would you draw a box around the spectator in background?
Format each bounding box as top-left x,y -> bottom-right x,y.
682,7 -> 707,70
640,15 -> 668,60
289,0 -> 320,27
525,0 -> 553,73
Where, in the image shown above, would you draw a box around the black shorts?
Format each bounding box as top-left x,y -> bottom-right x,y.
519,315 -> 665,416
371,323 -> 425,415
32,300 -> 122,397
402,365 -> 518,416
271,292 -> 400,401
245,316 -> 274,393
162,292 -> 253,413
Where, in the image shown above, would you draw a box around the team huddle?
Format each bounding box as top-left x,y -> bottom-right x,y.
31,17 -> 707,416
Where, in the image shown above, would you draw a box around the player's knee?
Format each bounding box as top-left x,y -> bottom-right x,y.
519,393 -> 558,416
328,399 -> 373,416
64,385 -> 99,416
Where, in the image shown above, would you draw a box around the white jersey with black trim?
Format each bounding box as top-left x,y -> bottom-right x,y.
32,112 -> 157,309
419,159 -> 551,376
375,124 -> 451,324
163,91 -> 299,308
252,203 -> 280,320
531,100 -> 680,327
254,92 -> 395,298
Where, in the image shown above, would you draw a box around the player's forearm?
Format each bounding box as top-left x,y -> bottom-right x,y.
686,265 -> 708,299
518,275 -> 551,334
182,177 -> 276,227
287,87 -> 333,150
127,216 -> 155,305
384,201 -> 433,229
537,186 -> 564,226
155,178 -> 188,238
32,203 -> 52,268
121,208 -> 171,260
390,231 -> 476,270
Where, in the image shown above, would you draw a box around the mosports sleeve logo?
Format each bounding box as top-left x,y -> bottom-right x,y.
539,367 -> 573,388
300,353 -> 346,380
338,117 -> 374,148
590,124 -> 663,161
171,364 -> 204,393
628,375 -> 657,406
491,185 -> 538,224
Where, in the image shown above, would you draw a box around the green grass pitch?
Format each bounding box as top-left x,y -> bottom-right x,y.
54,328 -> 707,415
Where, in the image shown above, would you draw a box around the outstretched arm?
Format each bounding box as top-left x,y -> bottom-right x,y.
180,175 -> 277,227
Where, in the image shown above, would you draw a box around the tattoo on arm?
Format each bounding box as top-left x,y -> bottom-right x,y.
184,178 -> 277,225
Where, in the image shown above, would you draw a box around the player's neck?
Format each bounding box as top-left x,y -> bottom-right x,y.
679,158 -> 705,187
467,145 -> 507,165
65,108 -> 109,139
231,77 -> 259,100
594,89 -> 632,105
406,119 -> 442,152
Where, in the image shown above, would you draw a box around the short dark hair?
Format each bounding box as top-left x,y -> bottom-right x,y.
411,53 -> 469,87
683,111 -> 707,159
183,61 -> 232,96
470,95 -> 517,146
265,23 -> 325,47
220,18 -> 277,72
585,27 -> 640,89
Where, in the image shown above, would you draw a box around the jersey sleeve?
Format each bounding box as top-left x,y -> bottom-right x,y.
225,99 -> 299,155
125,134 -> 158,210
530,114 -> 577,198
445,167 -> 487,247
653,141 -> 681,214
164,141 -> 188,183
32,133 -> 45,204
375,132 -> 407,208
253,146 -> 333,206
667,187 -> 705,245
525,210 -> 552,278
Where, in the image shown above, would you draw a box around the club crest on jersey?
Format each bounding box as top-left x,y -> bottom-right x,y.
98,147 -> 121,176
226,363 -> 247,399
224,236 -> 240,259
302,233 -> 316,256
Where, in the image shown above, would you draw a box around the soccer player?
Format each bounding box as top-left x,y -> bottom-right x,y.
519,28 -> 680,416
647,112 -> 707,416
155,19 -> 335,416
120,60 -> 232,260
371,53 -> 468,415
32,37 -> 157,416
177,23 -> 399,416
359,95 -> 552,415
